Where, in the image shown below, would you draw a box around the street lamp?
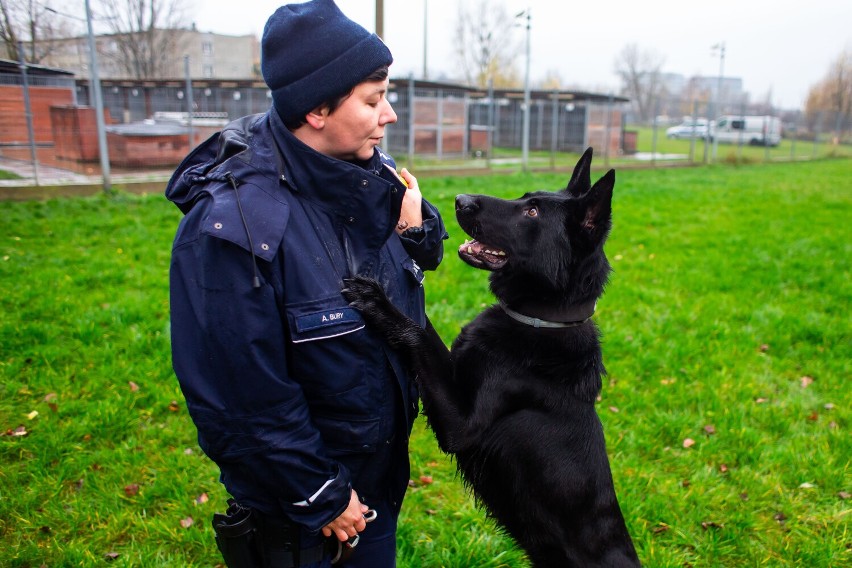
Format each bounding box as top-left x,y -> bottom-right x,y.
711,42 -> 725,162
516,9 -> 531,173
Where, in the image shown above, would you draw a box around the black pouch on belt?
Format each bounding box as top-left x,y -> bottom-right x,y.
212,499 -> 263,568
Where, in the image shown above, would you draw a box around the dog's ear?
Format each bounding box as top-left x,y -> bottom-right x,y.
578,169 -> 615,239
564,147 -> 593,196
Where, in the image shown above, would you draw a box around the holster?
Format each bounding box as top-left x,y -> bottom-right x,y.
212,499 -> 329,568
212,499 -> 264,568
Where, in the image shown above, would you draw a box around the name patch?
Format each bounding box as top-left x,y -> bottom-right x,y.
295,307 -> 361,333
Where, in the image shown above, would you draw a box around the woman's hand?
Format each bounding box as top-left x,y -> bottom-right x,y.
396,168 -> 423,234
322,489 -> 369,542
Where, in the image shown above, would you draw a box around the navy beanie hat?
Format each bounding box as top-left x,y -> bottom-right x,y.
261,0 -> 393,123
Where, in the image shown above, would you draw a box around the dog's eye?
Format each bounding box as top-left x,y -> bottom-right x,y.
525,207 -> 539,218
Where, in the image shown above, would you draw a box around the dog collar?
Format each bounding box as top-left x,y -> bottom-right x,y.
499,301 -> 596,329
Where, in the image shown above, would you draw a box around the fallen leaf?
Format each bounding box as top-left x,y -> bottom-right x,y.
703,425 -> 716,436
838,491 -> 851,500
419,475 -> 434,485
681,480 -> 691,488
43,393 -> 57,402
701,521 -> 723,530
800,376 -> 814,388
719,464 -> 729,474
758,344 -> 770,353
195,493 -> 209,505
128,381 -> 140,392
124,484 -> 140,497
180,517 -> 194,529
799,482 -> 816,489
168,400 -> 180,412
824,403 -> 835,410
11,426 -> 28,437
682,438 -> 696,449
774,512 -> 787,523
427,461 -> 439,467
407,480 -> 417,488
184,448 -> 194,455
27,411 -> 39,420
104,552 -> 120,561
807,411 -> 819,422
425,509 -> 438,516
74,479 -> 84,492
739,492 -> 749,500
609,406 -> 620,413
652,523 -> 670,535
660,378 -> 676,385
755,397 -> 769,404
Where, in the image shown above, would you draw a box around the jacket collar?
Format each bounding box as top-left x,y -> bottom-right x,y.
268,110 -> 407,276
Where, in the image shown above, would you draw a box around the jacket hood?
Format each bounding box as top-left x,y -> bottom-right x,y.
165,114 -> 272,214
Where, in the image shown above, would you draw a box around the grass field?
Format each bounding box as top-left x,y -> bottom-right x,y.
1,158 -> 850,567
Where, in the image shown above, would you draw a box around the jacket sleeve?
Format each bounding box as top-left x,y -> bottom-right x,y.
398,197 -> 448,271
169,213 -> 349,532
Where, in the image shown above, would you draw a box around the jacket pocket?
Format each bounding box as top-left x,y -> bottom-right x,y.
285,295 -> 365,343
313,414 -> 381,455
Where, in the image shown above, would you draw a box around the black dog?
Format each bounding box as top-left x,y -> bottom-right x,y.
343,148 -> 640,567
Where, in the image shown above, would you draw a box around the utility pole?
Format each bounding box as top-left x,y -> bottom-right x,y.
711,42 -> 725,162
516,9 -> 531,173
422,0 -> 428,79
375,0 -> 384,39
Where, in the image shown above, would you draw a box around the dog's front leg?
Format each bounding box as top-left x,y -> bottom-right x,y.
342,276 -> 467,453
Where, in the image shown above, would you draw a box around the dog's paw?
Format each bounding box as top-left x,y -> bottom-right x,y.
341,275 -> 386,311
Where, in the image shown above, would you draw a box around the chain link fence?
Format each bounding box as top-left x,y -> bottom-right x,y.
2,68 -> 850,190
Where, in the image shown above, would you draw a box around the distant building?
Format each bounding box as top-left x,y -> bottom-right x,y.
37,27 -> 258,80
687,75 -> 745,108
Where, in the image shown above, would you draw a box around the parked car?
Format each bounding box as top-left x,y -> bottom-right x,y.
666,119 -> 713,139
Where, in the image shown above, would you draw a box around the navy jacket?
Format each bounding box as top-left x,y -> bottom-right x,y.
166,110 -> 446,532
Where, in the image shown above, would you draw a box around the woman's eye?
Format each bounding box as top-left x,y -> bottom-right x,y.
525,207 -> 538,217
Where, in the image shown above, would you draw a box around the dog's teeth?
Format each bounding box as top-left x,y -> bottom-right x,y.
467,246 -> 474,253
497,251 -> 506,256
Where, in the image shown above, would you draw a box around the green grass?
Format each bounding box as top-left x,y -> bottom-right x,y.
1,160 -> 850,566
0,169 -> 23,180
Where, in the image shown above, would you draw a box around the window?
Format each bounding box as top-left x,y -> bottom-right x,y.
202,64 -> 214,78
202,41 -> 213,56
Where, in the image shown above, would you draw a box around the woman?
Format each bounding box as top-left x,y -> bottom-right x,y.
166,1 -> 447,566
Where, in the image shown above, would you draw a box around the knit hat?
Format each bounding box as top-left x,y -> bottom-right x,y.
261,0 -> 393,123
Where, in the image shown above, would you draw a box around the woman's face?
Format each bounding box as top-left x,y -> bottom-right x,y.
318,77 -> 398,162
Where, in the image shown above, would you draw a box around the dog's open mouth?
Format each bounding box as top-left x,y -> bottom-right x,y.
458,239 -> 508,270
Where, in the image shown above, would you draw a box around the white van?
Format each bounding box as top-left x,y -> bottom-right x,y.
713,115 -> 782,146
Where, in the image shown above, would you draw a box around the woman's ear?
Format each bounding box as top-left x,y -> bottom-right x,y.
304,106 -> 328,130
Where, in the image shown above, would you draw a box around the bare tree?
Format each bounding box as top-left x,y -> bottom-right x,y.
614,43 -> 666,124
0,0 -> 73,63
453,0 -> 520,88
804,50 -> 852,142
95,0 -> 188,79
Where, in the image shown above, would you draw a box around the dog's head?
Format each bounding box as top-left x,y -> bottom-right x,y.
455,147 -> 614,305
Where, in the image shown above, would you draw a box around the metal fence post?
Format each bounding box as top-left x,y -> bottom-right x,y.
406,74 -> 415,171
184,56 -> 194,149
85,0 -> 111,191
16,42 -> 39,186
549,89 -> 558,170
486,80 -> 494,169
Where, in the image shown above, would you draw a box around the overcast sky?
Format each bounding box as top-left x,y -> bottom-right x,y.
194,0 -> 851,109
